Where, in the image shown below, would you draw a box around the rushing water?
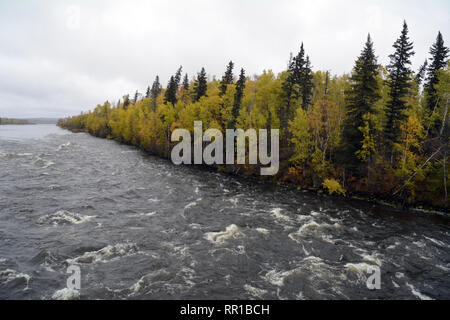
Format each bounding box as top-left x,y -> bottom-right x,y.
0,124 -> 449,300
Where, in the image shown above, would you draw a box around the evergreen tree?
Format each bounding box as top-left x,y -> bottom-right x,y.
280,44 -> 304,137
165,66 -> 183,105
164,76 -> 176,105
174,66 -> 183,85
134,90 -> 139,104
279,43 -> 314,145
384,21 -> 415,149
182,73 -> 189,90
425,32 -> 449,113
416,59 -> 428,86
193,67 -> 208,101
340,34 -> 381,170
145,86 -> 151,98
300,55 -> 314,110
150,75 -> 162,110
219,61 -> 234,96
123,94 -> 130,109
230,68 -> 246,127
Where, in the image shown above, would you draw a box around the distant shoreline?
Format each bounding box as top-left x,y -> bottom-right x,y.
0,117 -> 59,125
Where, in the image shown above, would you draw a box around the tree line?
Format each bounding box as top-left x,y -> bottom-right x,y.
0,118 -> 31,125
58,22 -> 449,210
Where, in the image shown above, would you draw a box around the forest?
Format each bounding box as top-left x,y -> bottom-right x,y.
58,22 -> 449,211
0,118 -> 31,125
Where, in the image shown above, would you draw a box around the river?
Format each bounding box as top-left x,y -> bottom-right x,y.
0,124 -> 449,300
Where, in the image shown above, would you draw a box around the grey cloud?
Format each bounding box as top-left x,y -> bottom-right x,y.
0,0 -> 448,117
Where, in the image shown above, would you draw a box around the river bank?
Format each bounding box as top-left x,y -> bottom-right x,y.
59,126 -> 449,215
2,124 -> 449,299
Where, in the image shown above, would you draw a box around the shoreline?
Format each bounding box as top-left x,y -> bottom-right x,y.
60,126 -> 449,216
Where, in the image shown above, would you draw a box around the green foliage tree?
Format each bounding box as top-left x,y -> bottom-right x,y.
219,61 -> 234,96
193,67 -> 208,101
424,31 -> 449,126
340,34 -> 381,172
150,75 -> 162,111
384,21 -> 415,153
230,68 -> 246,128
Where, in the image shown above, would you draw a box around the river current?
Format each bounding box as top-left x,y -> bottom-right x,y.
0,124 -> 449,300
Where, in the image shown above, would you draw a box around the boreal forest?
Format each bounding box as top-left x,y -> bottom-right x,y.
59,22 -> 450,211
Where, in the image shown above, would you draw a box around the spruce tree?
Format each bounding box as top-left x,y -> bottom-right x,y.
150,75 -> 162,110
219,61 -> 234,96
145,86 -> 151,98
134,90 -> 139,104
384,21 -> 415,149
416,59 -> 428,86
340,34 -> 380,170
123,94 -> 130,109
164,76 -> 176,105
193,67 -> 208,101
280,44 -> 304,135
174,66 -> 182,85
182,73 -> 189,90
300,55 -> 313,110
230,68 -> 246,127
279,43 -> 314,145
164,66 -> 183,105
425,31 -> 449,114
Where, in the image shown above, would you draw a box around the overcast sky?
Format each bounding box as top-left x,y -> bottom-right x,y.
0,0 -> 448,118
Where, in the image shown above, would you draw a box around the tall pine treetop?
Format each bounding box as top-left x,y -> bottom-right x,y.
219,61 -> 234,96
193,67 -> 208,101
384,21 -> 415,148
339,34 -> 380,169
182,73 -> 189,90
425,31 -> 449,112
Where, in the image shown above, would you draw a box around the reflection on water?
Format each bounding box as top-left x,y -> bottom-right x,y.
0,125 -> 449,300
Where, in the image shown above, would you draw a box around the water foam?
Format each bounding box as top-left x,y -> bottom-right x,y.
205,224 -> 244,244
270,208 -> 291,222
66,243 -> 139,264
51,288 -> 80,300
56,142 -> 71,151
406,283 -> 433,300
255,228 -> 270,235
244,284 -> 267,298
0,269 -> 31,289
37,210 -> 95,226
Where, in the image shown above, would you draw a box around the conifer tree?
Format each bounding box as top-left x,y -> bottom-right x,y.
134,90 -> 139,104
231,68 -> 246,127
164,76 -> 176,105
123,94 -> 130,109
340,34 -> 381,170
424,32 -> 449,114
165,66 -> 183,105
219,61 -> 234,96
416,59 -> 428,86
280,43 -> 314,145
384,21 -> 415,149
193,67 -> 207,101
145,86 -> 151,98
150,75 -> 162,110
182,73 -> 189,90
280,44 -> 304,138
300,55 -> 314,110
